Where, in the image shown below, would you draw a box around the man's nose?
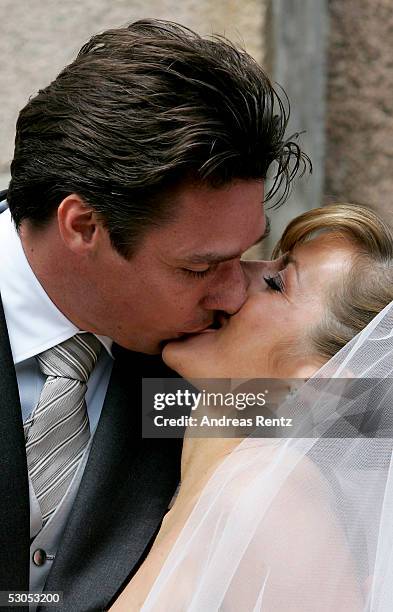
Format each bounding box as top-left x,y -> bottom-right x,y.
200,259 -> 250,315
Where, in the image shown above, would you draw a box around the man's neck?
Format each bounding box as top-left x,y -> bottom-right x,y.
19,221 -> 93,332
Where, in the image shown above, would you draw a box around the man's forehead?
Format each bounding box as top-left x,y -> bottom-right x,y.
172,215 -> 270,264
169,178 -> 265,225
146,179 -> 267,260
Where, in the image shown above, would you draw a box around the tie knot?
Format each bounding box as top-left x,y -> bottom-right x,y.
37,333 -> 102,382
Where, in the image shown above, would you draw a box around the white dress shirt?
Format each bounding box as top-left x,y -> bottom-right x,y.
0,208 -> 114,599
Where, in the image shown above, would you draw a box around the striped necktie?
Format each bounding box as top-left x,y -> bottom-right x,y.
24,333 -> 101,527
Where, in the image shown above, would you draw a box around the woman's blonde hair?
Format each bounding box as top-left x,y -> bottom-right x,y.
272,203 -> 393,360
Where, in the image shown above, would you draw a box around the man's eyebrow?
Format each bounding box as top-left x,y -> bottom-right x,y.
181,215 -> 272,265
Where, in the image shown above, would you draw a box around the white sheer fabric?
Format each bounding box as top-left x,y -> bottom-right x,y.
141,300 -> 393,611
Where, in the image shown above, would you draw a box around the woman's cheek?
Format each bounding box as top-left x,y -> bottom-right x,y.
240,302 -> 276,338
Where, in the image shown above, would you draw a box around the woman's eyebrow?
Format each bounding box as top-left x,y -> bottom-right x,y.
283,252 -> 300,282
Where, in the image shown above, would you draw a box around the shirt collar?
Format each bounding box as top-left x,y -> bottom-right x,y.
0,208 -> 113,364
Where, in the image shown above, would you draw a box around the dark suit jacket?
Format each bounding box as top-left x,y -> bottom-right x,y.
0,287 -> 182,611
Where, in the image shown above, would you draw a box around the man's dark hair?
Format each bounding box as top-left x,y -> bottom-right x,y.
8,19 -> 309,258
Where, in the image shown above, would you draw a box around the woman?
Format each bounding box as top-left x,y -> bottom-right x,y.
111,203 -> 393,611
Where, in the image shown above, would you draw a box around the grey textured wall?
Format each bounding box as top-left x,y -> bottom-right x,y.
325,0 -> 393,222
4,3 -> 388,250
262,0 -> 328,256
0,0 -> 266,184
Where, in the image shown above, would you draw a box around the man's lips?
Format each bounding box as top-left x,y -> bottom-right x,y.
180,326 -> 214,336
161,315 -> 230,346
184,327 -> 217,336
180,314 -> 229,337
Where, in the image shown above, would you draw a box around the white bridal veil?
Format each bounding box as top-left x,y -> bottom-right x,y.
142,300 -> 393,611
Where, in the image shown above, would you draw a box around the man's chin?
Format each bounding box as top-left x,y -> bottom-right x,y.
115,332 -> 189,355
113,337 -> 163,355
141,345 -> 163,355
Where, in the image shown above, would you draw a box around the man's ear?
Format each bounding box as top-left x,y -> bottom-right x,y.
57,194 -> 101,253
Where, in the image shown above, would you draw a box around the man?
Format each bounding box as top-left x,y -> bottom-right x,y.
0,19 -> 306,612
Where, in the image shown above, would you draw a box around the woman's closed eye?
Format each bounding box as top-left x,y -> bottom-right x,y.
263,274 -> 285,293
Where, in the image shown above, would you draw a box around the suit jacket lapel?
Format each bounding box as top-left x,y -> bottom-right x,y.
42,346 -> 182,611
0,296 -> 30,596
